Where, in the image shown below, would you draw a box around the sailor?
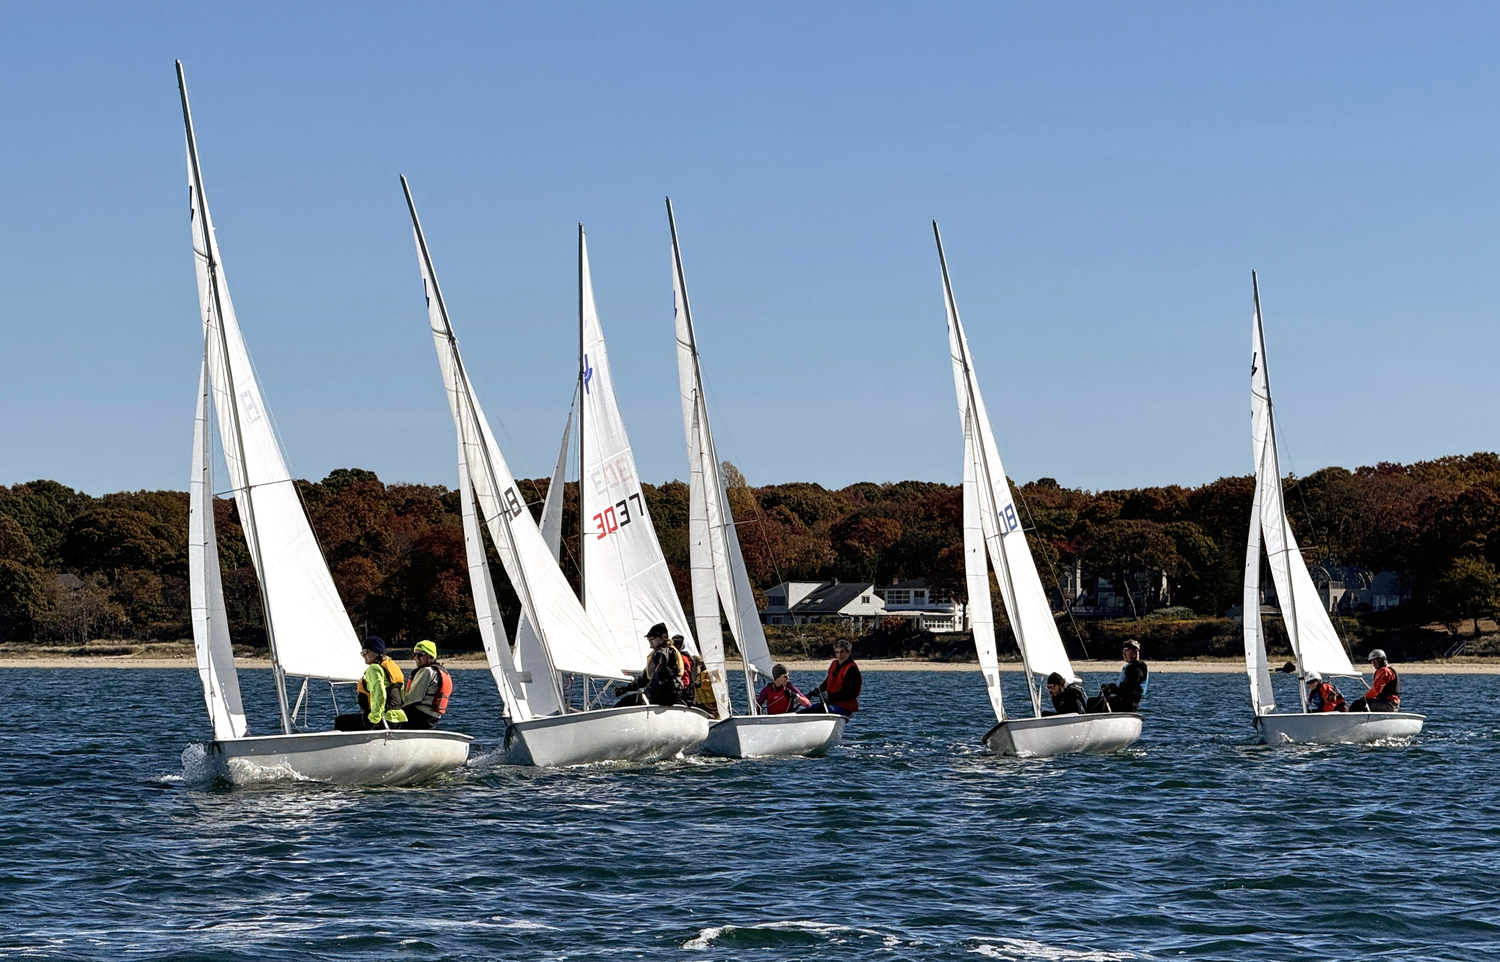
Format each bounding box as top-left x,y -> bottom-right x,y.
671,634 -> 694,692
334,636 -> 408,730
1088,639 -> 1149,713
1042,672 -> 1087,715
801,638 -> 861,715
614,623 -> 685,707
756,663 -> 812,715
1304,671 -> 1346,712
690,655 -> 720,717
1349,649 -> 1402,712
400,640 -> 453,730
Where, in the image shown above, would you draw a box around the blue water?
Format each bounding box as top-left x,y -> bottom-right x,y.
2,667 -> 1498,961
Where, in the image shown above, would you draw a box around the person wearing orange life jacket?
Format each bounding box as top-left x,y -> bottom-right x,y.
400,640 -> 453,730
1349,649 -> 1402,712
334,636 -> 408,730
1304,672 -> 1346,712
800,638 -> 861,716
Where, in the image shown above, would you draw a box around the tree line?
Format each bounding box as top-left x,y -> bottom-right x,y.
4,452 -> 1500,648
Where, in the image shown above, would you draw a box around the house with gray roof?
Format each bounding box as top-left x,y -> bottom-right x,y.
762,580 -> 887,630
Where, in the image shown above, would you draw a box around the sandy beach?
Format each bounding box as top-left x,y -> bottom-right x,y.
2,652 -> 1497,674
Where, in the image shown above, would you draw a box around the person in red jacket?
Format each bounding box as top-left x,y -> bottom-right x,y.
756,663 -> 811,715
802,639 -> 861,716
1349,649 -> 1402,712
1304,671 -> 1346,712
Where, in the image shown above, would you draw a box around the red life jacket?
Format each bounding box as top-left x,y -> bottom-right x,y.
824,658 -> 861,713
1366,665 -> 1401,705
1313,682 -> 1345,712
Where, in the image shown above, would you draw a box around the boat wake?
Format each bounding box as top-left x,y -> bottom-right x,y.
683,920 -> 887,950
971,938 -> 1148,960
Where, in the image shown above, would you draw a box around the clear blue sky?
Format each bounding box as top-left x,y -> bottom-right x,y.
3,2 -> 1499,496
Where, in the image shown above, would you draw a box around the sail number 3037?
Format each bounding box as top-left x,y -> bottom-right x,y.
595,493 -> 645,540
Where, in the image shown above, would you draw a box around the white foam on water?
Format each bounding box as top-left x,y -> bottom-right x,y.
176,742 -> 222,787
972,938 -> 1147,960
683,920 -> 863,950
487,919 -> 557,931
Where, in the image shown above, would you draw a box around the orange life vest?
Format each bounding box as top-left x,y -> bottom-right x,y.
404,663 -> 453,716
824,658 -> 861,713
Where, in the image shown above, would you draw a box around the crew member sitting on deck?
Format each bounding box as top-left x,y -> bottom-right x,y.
690,655 -> 720,717
757,663 -> 812,715
1088,639 -> 1149,713
1348,649 -> 1401,712
672,634 -> 694,693
400,640 -> 453,729
1042,672 -> 1087,715
614,623 -> 685,707
1304,671 -> 1346,713
800,639 -> 861,716
335,636 -> 408,730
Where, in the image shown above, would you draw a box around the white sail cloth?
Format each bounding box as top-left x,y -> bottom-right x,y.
578,232 -> 695,668
938,225 -> 1073,721
670,204 -> 773,718
512,411 -> 572,717
189,356 -> 247,740
1244,287 -> 1357,702
184,97 -> 362,685
405,181 -> 628,685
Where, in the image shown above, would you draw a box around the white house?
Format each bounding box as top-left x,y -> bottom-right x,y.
876,578 -> 969,632
761,580 -> 887,630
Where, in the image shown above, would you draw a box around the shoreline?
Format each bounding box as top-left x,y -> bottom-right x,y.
2,654 -> 1497,674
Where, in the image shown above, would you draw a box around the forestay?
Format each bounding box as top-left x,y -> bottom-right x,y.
403,179 -> 628,684
1247,285 -> 1357,681
184,86 -> 362,685
671,202 -> 773,718
938,224 -> 1074,693
578,231 -> 694,669
189,356 -> 247,740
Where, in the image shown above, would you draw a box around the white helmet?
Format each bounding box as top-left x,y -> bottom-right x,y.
1367,649 -> 1387,662
1304,671 -> 1322,685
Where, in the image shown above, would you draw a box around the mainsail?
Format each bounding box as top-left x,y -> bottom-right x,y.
512,409 -> 572,718
669,199 -> 772,718
1245,274 -> 1357,702
936,223 -> 1073,721
180,62 -> 363,696
402,178 -> 629,696
577,228 -> 695,669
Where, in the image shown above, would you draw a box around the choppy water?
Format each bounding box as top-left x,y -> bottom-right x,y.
2,666 -> 1498,961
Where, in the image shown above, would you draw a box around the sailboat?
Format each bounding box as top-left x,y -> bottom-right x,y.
400,179 -> 709,767
669,200 -> 846,758
1243,273 -> 1425,746
935,223 -> 1141,757
179,63 -> 471,785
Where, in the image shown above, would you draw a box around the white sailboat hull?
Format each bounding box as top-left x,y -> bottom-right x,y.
982,713 -> 1143,757
700,713 -> 847,758
1254,711 -> 1425,746
503,704 -> 709,767
207,729 -> 472,786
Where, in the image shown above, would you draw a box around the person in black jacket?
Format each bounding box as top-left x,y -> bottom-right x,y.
614,623 -> 686,707
1088,640 -> 1149,713
1042,672 -> 1087,715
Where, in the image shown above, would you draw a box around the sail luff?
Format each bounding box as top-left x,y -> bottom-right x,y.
180,63 -> 362,691
190,352 -> 247,739
513,406 -> 572,717
963,414 -> 1004,721
688,402 -> 732,716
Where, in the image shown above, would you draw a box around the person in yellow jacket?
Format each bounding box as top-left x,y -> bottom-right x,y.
334,636 -> 408,730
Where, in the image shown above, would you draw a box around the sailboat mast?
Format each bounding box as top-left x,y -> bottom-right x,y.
1252,272 -> 1308,712
667,199 -> 758,713
399,176 -> 565,710
577,224 -> 587,645
178,61 -> 293,735
934,223 -> 1041,717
